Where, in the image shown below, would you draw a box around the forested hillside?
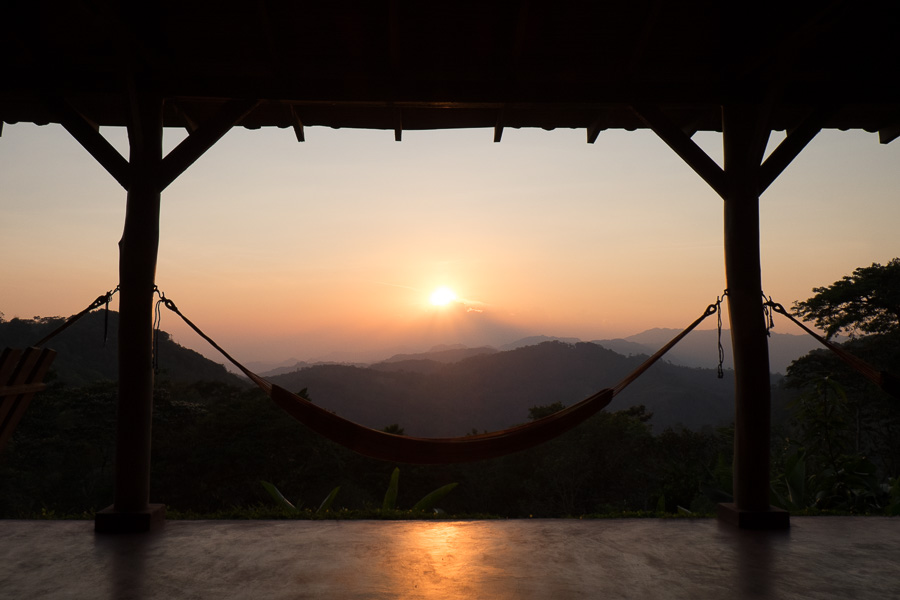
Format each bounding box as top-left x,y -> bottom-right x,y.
272,341 -> 735,435
0,310 -> 244,386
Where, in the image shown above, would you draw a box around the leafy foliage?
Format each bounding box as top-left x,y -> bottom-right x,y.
772,259 -> 900,513
0,310 -> 244,386
793,258 -> 900,339
382,467 -> 400,511
1,375 -> 734,518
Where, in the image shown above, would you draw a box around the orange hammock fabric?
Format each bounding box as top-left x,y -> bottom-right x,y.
271,383 -> 613,464
162,297 -> 719,464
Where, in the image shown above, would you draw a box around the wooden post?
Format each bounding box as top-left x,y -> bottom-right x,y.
95,84 -> 166,532
718,104 -> 788,528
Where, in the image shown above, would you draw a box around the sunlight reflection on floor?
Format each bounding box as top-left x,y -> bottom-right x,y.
382,522 -> 511,599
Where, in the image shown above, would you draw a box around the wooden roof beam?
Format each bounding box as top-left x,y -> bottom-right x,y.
625,0 -> 663,78
734,0 -> 847,81
53,96 -> 130,190
878,122 -> 900,145
631,103 -> 726,199
158,97 -> 260,191
586,120 -> 603,144
290,105 -> 305,142
393,108 -> 402,141
757,104 -> 834,195
170,101 -> 199,134
586,112 -> 608,143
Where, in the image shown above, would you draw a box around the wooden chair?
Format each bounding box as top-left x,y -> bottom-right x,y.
0,347 -> 56,453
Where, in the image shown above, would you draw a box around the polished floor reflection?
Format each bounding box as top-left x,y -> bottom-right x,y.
2,518 -> 898,599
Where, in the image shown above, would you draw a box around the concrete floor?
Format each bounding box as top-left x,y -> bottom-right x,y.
1,518 -> 898,599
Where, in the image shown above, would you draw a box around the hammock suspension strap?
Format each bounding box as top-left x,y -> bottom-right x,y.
764,298 -> 900,399
32,286 -> 119,348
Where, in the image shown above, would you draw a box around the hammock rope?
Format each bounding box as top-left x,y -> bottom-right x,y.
764,299 -> 900,399
32,286 -> 119,348
160,296 -> 720,464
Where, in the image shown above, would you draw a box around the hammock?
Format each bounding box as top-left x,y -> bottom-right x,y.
25,287 -> 720,463
160,296 -> 719,464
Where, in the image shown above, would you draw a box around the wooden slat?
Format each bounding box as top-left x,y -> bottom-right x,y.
0,382 -> 47,396
0,347 -> 56,453
0,348 -> 23,384
1,348 -> 42,424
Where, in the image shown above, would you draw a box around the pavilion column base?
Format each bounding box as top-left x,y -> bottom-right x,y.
717,503 -> 789,530
94,504 -> 166,534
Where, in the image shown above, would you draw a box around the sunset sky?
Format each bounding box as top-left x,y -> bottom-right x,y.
2,122 -> 898,365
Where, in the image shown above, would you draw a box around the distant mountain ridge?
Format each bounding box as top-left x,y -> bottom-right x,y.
593,327 -> 826,374
350,328 -> 820,375
380,345 -> 497,364
269,340 -> 737,436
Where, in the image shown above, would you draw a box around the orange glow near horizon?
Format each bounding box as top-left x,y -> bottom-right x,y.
3,124 -> 900,366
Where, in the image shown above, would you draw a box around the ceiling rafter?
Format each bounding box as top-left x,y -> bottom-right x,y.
733,0 -> 848,82
158,98 -> 260,191
878,121 -> 900,145
631,103 -> 727,199
290,105 -> 305,142
757,104 -> 836,195
624,0 -> 663,79
53,96 -> 130,190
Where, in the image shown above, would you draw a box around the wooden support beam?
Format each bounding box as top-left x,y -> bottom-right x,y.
290,106 -> 305,142
757,105 -> 832,195
717,104 -> 788,529
878,122 -> 900,145
723,105 -> 770,513
586,119 -> 604,144
158,98 -> 259,190
394,108 -> 402,142
112,81 -> 163,518
631,103 -> 727,198
638,101 -> 790,528
170,101 -> 199,134
54,97 -> 131,190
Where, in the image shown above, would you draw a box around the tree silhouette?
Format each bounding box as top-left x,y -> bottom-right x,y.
793,258 -> 900,339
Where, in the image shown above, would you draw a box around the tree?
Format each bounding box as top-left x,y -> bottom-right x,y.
528,401 -> 565,420
779,259 -> 900,512
793,258 -> 900,339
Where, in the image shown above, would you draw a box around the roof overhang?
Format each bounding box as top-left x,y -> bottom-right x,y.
2,1 -> 899,141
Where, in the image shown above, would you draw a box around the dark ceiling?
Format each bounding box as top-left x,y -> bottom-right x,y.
2,1 -> 899,142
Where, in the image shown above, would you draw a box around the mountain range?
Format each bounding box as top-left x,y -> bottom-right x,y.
254,328 -> 823,377
4,311 -> 817,436
267,340 -> 739,436
593,327 -> 825,374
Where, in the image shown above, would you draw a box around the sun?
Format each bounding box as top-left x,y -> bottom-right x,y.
429,286 -> 458,306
